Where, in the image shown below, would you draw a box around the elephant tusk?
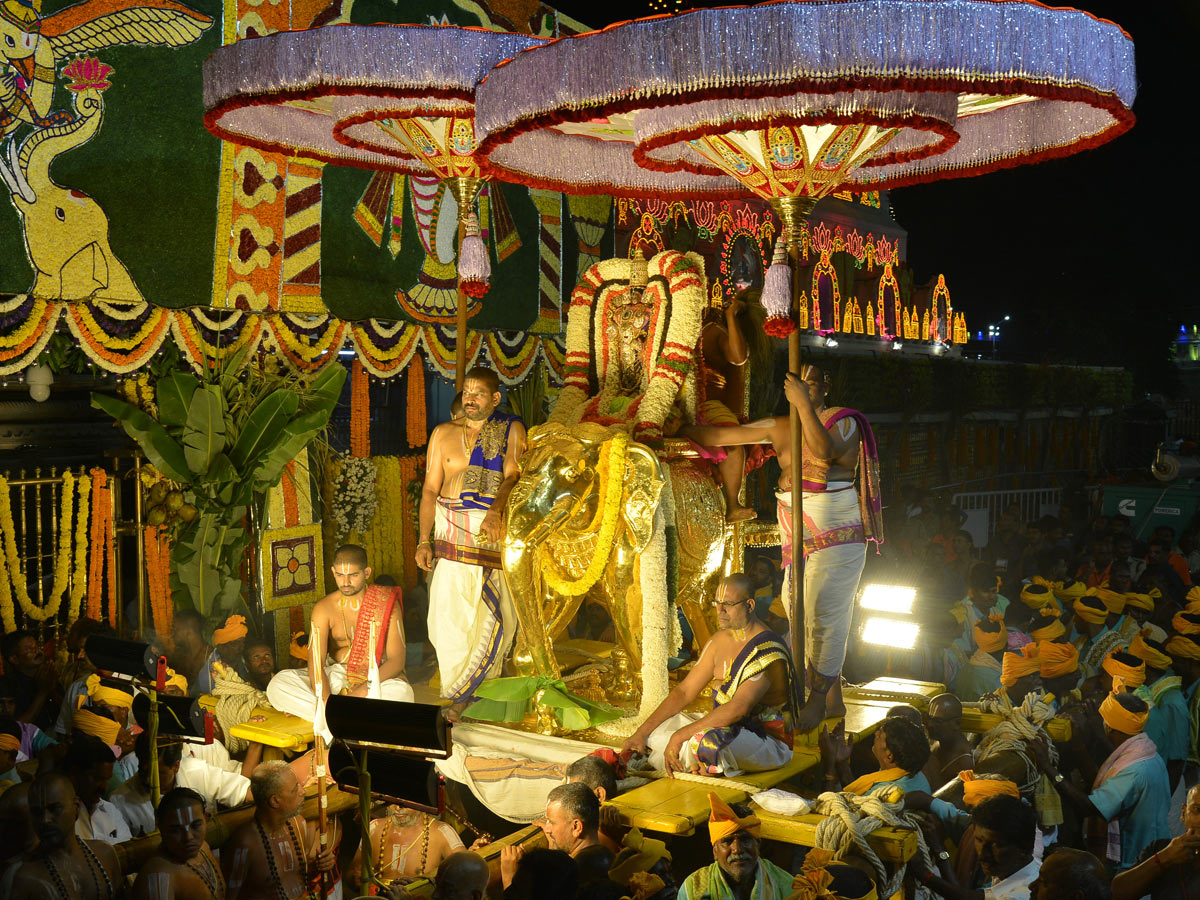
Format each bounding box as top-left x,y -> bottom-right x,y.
1,139 -> 36,205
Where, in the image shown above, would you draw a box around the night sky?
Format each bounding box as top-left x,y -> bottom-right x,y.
546,0 -> 1195,392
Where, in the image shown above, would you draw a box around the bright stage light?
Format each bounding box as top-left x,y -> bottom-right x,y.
861,617 -> 920,650
859,583 -> 917,615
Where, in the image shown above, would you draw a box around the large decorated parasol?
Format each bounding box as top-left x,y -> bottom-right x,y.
202,24 -> 544,387
475,0 -> 1135,702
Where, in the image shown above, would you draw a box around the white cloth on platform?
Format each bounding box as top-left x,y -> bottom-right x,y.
644,712 -> 791,777
427,499 -> 515,702
266,663 -> 414,721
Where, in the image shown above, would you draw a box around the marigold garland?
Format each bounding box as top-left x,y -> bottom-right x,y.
143,525 -> 173,640
69,473 -> 91,625
350,359 -> 371,459
0,473 -> 74,625
406,355 -> 426,448
540,432 -> 630,597
87,469 -> 116,626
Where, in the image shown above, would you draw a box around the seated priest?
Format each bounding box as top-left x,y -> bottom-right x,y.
679,794 -> 792,900
621,575 -> 799,776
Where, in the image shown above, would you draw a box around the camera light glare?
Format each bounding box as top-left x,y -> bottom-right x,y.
861,617 -> 920,650
859,584 -> 917,615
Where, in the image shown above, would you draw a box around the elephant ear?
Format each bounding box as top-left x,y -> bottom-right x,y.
621,446 -> 665,550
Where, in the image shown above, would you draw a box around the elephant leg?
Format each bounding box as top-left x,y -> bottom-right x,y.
609,554 -> 643,672
506,557 -> 561,679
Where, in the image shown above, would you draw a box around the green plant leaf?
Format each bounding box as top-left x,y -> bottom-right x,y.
156,373 -> 200,428
182,386 -> 227,476
228,390 -> 301,471
304,364 -> 349,408
91,393 -> 192,482
250,408 -> 338,490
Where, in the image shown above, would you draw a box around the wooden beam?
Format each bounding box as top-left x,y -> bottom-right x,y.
756,810 -> 917,863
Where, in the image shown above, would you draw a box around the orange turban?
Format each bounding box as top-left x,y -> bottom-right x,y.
787,848 -> 835,900
289,631 -> 309,661
1173,612 -> 1200,636
1166,635 -> 1200,660
708,793 -> 760,845
1073,597 -> 1109,625
1102,651 -> 1146,688
1030,618 -> 1066,642
1129,632 -> 1172,670
1055,580 -> 1087,603
1187,585 -> 1200,608
959,771 -> 1020,806
1123,592 -> 1156,612
974,614 -> 1007,653
1087,587 -> 1126,615
73,708 -> 120,745
1000,644 -> 1040,687
213,615 -> 249,645
1021,584 -> 1055,609
0,734 -> 19,752
84,674 -> 133,709
1099,692 -> 1148,735
1038,640 -> 1079,678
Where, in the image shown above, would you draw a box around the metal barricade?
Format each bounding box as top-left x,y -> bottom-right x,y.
951,486 -> 1062,549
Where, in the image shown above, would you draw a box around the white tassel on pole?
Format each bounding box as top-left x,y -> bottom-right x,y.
458,211 -> 490,298
762,235 -> 795,338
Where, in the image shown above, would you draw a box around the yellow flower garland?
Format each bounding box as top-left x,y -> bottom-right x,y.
46,471 -> 74,618
0,472 -> 74,624
69,473 -> 91,624
540,432 -> 629,597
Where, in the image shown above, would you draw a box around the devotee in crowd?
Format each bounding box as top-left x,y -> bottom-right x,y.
223,760 -> 338,900
1151,526 -> 1192,587
267,544 -> 412,735
243,639 -> 276,692
421,850 -> 489,900
911,793 -> 1039,900
0,780 -> 36,894
608,827 -> 673,896
1111,782 -> 1200,900
10,771 -> 122,900
677,794 -> 791,900
1127,630 -> 1189,790
172,610 -> 215,699
502,847 -> 577,898
450,391 -> 465,423
923,694 -> 976,790
188,614 -> 252,697
1029,847 -> 1112,900
53,619 -> 114,733
998,643 -> 1042,705
952,614 -> 1006,701
819,714 -> 932,796
1032,689 -> 1170,870
349,803 -> 464,887
3,630 -> 60,731
540,781 -> 601,856
417,366 -> 525,719
621,574 -> 799,776
111,735 -> 183,837
71,674 -> 138,788
131,787 -> 225,900
1144,539 -> 1187,601
685,365 -> 882,729
62,733 -> 132,845
1079,539 -> 1115,589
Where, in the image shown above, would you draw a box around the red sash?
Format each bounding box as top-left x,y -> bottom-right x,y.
343,584 -> 400,687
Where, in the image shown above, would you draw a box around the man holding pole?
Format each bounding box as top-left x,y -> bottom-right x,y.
683,365 -> 882,730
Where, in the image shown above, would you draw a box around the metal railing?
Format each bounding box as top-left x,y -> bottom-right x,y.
951,485 -> 1063,549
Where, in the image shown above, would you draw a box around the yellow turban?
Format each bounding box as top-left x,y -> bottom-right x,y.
1187,585 -> 1200,607
1123,592 -> 1156,612
974,614 -> 1007,653
1073,597 -> 1110,625
1055,580 -> 1087,603
1030,618 -> 1066,642
1129,632 -> 1172,670
289,631 -> 309,661
708,792 -> 760,845
1038,640 -> 1079,678
1000,644 -> 1040,687
959,771 -> 1020,806
73,708 -> 120,745
1032,576 -> 1063,592
1099,692 -> 1148,735
1087,587 -> 1127,615
1173,612 -> 1200,636
163,667 -> 188,694
84,674 -> 133,709
1166,635 -> 1200,660
1102,651 -> 1146,688
609,828 -> 672,885
1021,584 -> 1055,609
0,734 -> 19,752
213,615 -> 249,645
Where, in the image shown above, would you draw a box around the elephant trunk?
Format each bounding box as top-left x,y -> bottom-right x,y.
16,89 -> 104,201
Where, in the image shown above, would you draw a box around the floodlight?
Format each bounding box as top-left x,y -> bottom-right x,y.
859,584 -> 917,615
328,742 -> 442,814
85,635 -> 161,681
325,696 -> 450,759
861,617 -> 920,650
132,692 -> 207,738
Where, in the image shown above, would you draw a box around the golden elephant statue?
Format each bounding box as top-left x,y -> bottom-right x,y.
503,422 -> 666,679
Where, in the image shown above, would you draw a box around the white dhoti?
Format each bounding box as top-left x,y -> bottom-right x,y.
427,498 -> 516,702
265,662 -> 415,720
644,712 -> 791,778
779,487 -> 867,684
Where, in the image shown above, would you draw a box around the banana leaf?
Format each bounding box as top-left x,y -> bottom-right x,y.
90,393 -> 192,483
464,676 -> 625,731
155,373 -> 199,428
228,389 -> 301,471
182,385 -> 227,475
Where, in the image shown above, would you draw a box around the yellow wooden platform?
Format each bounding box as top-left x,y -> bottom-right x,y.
755,810 -> 916,863
199,695 -> 314,752
960,707 -> 1071,741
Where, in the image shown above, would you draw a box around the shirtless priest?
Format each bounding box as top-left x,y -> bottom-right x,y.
417,366 -> 525,714
621,575 -> 800,777
131,788 -> 225,900
267,544 -> 413,730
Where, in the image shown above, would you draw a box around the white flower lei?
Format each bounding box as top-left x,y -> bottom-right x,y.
332,455 -> 378,542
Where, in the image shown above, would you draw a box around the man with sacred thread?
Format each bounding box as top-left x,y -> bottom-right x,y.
223,761 -> 339,900
621,574 -> 800,776
131,788 -> 226,900
10,772 -> 123,900
683,365 -> 883,731
266,544 -> 413,726
417,366 -> 526,717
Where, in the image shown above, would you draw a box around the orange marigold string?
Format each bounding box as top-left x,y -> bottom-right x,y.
104,497 -> 116,628
86,469 -> 107,621
282,460 -> 299,526
143,525 -> 173,641
350,360 -> 370,458
406,354 -> 426,448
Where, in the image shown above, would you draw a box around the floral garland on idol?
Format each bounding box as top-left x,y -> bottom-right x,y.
0,472 -> 78,630
332,455 -> 378,543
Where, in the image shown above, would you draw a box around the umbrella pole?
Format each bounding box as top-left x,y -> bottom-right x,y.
455,211 -> 469,392
787,238 -> 804,695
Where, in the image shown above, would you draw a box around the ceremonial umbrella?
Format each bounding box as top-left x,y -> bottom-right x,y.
476,0 -> 1136,692
202,24 -> 544,388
